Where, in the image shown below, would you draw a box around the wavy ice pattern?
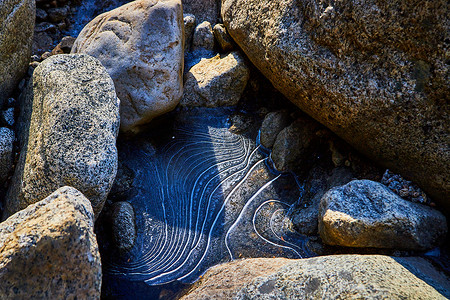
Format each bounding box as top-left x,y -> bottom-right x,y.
107,115 -> 308,285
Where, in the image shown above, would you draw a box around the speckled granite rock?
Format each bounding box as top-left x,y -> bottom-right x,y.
0,187 -> 102,299
0,127 -> 14,183
213,24 -> 233,52
222,0 -> 450,210
181,256 -> 450,299
4,54 -> 119,220
72,0 -> 184,133
184,14 -> 196,52
0,0 -> 35,106
271,117 -> 320,172
110,201 -> 136,252
259,110 -> 290,149
319,180 -> 447,250
181,51 -> 249,107
192,21 -> 214,52
182,0 -> 218,24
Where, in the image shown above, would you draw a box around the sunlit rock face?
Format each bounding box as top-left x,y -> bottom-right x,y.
101,108 -> 310,286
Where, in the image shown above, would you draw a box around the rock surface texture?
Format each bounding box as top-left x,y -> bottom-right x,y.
182,0 -> 218,24
271,117 -> 319,172
0,0 -> 36,106
259,110 -> 290,149
0,127 -> 14,183
4,54 -> 119,220
192,21 -> 214,51
181,52 -> 250,107
222,0 -> 450,210
72,0 -> 184,133
319,180 -> 447,250
0,187 -> 102,299
181,255 -> 450,299
109,201 -> 136,252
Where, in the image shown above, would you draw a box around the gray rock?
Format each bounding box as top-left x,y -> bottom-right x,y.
0,0 -> 35,107
0,127 -> 14,183
0,108 -> 14,127
181,255 -> 450,299
181,52 -> 250,107
46,6 -> 69,23
259,110 -> 290,149
110,201 -> 136,252
184,14 -> 196,52
182,0 -> 218,24
4,54 -> 120,220
52,36 -> 76,55
192,21 -> 214,51
271,117 -> 319,172
0,186 -> 102,299
213,24 -> 233,52
72,0 -> 184,133
290,167 -> 354,236
222,0 -> 450,211
319,180 -> 447,250
381,169 -> 429,204
35,8 -> 48,21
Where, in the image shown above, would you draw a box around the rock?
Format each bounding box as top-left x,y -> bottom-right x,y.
0,128 -> 14,183
40,51 -> 52,61
184,14 -> 196,52
213,24 -> 233,52
319,180 -> 447,250
52,36 -> 76,55
0,108 -> 15,127
35,22 -> 58,34
192,21 -> 214,52
0,0 -> 35,107
0,186 -> 102,299
182,0 -> 218,24
259,110 -> 290,149
46,5 -> 69,23
222,0 -> 450,210
108,161 -> 135,202
271,117 -> 319,172
32,32 -> 53,55
109,201 -> 136,252
72,0 -> 184,133
181,51 -> 250,107
381,169 -> 430,204
35,8 -> 48,21
4,54 -> 119,220
290,167 -> 354,236
181,255 -> 450,299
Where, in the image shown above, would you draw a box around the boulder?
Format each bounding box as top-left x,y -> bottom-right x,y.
259,110 -> 290,149
192,21 -> 214,52
0,127 -> 14,183
290,167 -> 354,236
0,108 -> 15,127
271,117 -> 320,172
4,54 -> 119,220
222,0 -> 450,210
0,0 -> 35,106
72,0 -> 184,133
0,187 -> 102,299
181,51 -> 250,107
184,14 -> 196,52
319,180 -> 447,250
181,255 -> 450,299
109,201 -> 136,252
213,24 -> 233,52
182,0 -> 218,24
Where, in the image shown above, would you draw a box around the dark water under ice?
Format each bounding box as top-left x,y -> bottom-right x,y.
99,108 -> 311,299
